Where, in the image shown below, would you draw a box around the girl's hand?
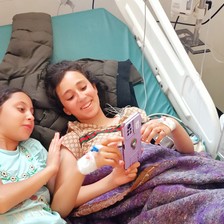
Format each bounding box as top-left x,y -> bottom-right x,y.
94,136 -> 123,168
110,161 -> 140,187
141,118 -> 174,144
46,132 -> 63,175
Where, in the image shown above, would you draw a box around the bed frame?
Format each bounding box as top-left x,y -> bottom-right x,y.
115,0 -> 223,158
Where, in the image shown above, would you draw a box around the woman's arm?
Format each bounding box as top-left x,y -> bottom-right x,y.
75,160 -> 139,208
51,137 -> 139,218
168,118 -> 194,153
50,147 -> 84,218
141,117 -> 194,154
51,148 -> 138,218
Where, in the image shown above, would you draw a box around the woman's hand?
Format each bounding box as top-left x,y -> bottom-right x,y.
141,118 -> 175,144
141,117 -> 194,154
94,136 -> 123,168
109,161 -> 140,187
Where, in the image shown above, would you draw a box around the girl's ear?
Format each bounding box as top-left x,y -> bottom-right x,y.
63,107 -> 72,115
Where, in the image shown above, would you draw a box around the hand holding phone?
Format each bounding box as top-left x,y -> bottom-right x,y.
120,112 -> 142,169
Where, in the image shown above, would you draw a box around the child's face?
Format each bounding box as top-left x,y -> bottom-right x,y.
0,92 -> 34,142
56,71 -> 101,122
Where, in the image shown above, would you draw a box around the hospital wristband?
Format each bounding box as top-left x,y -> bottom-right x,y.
158,117 -> 176,132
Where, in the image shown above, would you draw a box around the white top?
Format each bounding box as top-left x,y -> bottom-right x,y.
0,138 -> 66,224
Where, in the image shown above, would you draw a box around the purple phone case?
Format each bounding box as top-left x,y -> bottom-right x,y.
120,112 -> 142,169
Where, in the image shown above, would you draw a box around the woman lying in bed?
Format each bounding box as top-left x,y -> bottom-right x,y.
45,61 -> 224,224
45,60 -> 198,211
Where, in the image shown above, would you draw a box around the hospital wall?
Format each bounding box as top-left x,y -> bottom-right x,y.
0,0 -> 223,113
160,0 -> 224,114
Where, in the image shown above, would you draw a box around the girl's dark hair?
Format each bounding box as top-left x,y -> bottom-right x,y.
0,86 -> 30,107
45,60 -> 108,115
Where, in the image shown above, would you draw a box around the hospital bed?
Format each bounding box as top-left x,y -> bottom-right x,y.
0,0 -> 222,159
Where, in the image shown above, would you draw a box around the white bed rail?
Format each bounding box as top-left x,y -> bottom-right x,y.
115,0 -> 221,158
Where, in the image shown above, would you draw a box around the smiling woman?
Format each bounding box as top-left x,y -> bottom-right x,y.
43,60 -> 198,220
55,70 -> 105,124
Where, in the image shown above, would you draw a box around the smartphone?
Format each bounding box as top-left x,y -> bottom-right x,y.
120,112 -> 142,169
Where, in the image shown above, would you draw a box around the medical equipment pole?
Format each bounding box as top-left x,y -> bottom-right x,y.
192,0 -> 206,46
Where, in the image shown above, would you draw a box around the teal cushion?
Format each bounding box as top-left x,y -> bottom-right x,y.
0,24 -> 12,62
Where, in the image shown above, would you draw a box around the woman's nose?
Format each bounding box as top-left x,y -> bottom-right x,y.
77,91 -> 85,100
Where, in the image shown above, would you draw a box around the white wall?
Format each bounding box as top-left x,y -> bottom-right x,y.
160,0 -> 224,113
0,0 -> 124,25
0,0 -> 223,112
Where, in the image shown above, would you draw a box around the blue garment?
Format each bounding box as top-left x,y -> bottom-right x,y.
0,138 -> 66,224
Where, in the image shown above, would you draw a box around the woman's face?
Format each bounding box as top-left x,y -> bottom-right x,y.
0,92 -> 34,142
56,71 -> 101,123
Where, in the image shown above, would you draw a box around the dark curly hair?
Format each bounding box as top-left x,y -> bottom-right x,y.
0,86 -> 31,108
45,60 -> 108,115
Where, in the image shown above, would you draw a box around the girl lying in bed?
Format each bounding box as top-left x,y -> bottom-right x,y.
0,87 -> 66,223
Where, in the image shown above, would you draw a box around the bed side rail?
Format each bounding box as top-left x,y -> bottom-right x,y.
115,0 -> 221,158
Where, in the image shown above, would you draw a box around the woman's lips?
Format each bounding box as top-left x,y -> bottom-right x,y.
81,101 -> 92,110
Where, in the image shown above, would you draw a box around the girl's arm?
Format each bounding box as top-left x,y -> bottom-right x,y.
0,165 -> 58,214
0,133 -> 61,214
